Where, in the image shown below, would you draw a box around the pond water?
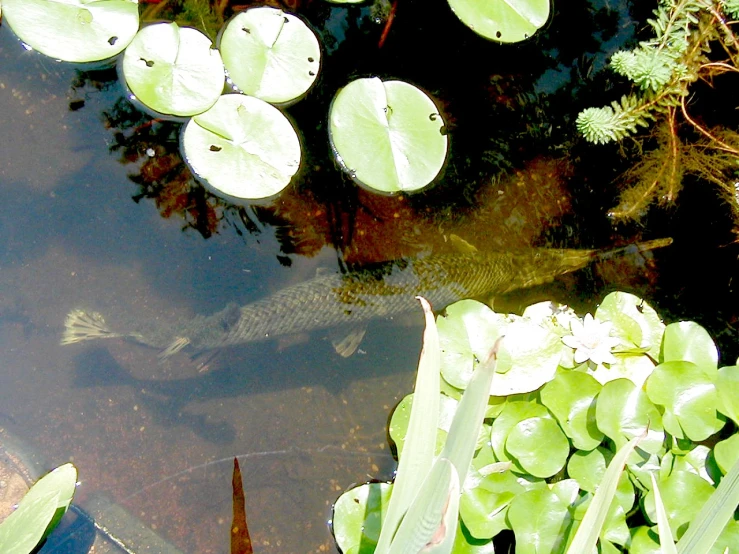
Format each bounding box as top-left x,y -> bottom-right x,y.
0,0 -> 738,552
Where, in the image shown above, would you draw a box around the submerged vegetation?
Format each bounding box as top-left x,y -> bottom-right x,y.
577,0 -> 739,227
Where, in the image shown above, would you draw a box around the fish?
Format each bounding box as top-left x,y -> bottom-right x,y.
60,238 -> 672,357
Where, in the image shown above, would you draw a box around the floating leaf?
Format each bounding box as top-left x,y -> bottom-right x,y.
645,361 -> 725,442
507,488 -> 571,554
332,482 -> 393,554
437,300 -> 562,395
2,0 -> 138,63
714,435 -> 739,475
446,0 -> 550,43
219,7 -> 320,104
181,94 -> 301,201
716,365 -> 739,425
567,448 -> 635,514
121,22 -> 224,118
661,321 -> 718,370
541,370 -> 604,450
329,77 -> 448,193
505,417 -> 570,478
595,291 -> 664,360
595,378 -> 664,457
644,471 -> 715,539
490,400 -> 551,463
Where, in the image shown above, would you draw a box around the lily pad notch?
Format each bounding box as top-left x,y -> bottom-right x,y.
219,7 -> 322,105
329,77 -> 449,194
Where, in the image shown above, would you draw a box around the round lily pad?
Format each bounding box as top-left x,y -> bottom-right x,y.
329,77 -> 448,193
122,22 -> 225,118
181,94 -> 302,201
220,7 -> 321,104
2,0 -> 139,63
505,416 -> 570,478
446,0 -> 550,43
331,482 -> 392,553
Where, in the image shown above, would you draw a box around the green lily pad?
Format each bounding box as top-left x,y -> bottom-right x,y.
644,470 -> 715,539
661,321 -> 718,370
505,416 -> 570,478
541,370 -> 604,451
595,378 -> 665,457
2,0 -> 138,63
645,360 -> 725,442
446,0 -> 550,43
331,482 -> 392,554
595,291 -> 665,360
437,300 -> 562,395
181,94 -> 301,201
716,365 -> 739,425
121,22 -> 224,118
328,77 -> 448,193
490,400 -> 552,463
567,448 -> 635,514
219,7 -> 321,104
507,488 -> 571,554
714,435 -> 739,475
660,444 -> 715,485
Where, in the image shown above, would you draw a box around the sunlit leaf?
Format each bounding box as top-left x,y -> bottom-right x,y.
716,366 -> 739,425
661,321 -> 718,370
650,473 -> 678,554
219,7 -> 320,104
490,400 -> 551,463
332,482 -> 393,554
644,471 -> 715,539
122,22 -> 224,118
329,77 -> 448,193
595,291 -> 664,360
450,521 -> 496,554
446,0 -> 550,43
567,448 -> 635,514
645,361 -> 725,441
595,378 -> 664,457
505,417 -> 570,478
507,488 -> 571,554
2,0 -> 138,63
714,435 -> 739,475
181,94 -> 301,201
541,370 -> 604,450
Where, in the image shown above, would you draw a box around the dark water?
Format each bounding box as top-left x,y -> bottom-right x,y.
0,1 -> 738,552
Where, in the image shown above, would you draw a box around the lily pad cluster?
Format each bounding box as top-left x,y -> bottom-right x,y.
332,291 -> 739,553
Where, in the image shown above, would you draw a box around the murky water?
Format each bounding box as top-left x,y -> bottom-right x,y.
1,1 -> 738,552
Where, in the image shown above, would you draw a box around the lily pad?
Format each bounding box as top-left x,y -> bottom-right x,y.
505,416 -> 570,478
121,22 -> 224,118
645,360 -> 725,442
446,0 -> 550,43
181,94 -> 301,201
716,365 -> 739,425
220,7 -> 321,104
595,291 -> 665,360
643,470 -> 715,539
541,370 -> 604,451
329,77 -> 448,193
661,321 -> 718,370
331,482 -> 392,554
507,488 -> 571,554
2,0 -> 139,63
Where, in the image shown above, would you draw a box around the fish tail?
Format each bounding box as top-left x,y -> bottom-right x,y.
60,309 -> 123,345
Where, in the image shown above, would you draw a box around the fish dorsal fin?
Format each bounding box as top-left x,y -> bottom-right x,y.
330,324 -> 367,357
449,234 -> 478,254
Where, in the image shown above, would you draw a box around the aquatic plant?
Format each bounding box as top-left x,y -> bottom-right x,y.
331,292 -> 739,552
0,463 -> 78,554
1,0 -> 139,63
446,0 -> 550,43
329,77 -> 449,194
576,0 -> 739,223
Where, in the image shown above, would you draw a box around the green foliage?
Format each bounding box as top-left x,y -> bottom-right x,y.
331,292 -> 739,553
0,463 -> 77,554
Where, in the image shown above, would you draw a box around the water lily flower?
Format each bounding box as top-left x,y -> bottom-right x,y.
562,313 -> 620,365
